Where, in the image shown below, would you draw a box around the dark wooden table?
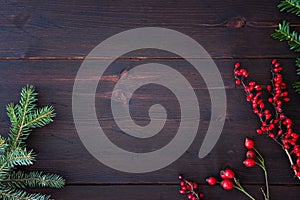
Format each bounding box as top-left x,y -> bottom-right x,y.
0,0 -> 300,199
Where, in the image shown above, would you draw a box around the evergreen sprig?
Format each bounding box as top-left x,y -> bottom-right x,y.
273,1 -> 300,94
272,20 -> 300,52
0,85 -> 64,200
278,0 -> 300,16
294,58 -> 300,93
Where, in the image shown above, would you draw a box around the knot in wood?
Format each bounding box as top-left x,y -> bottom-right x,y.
226,16 -> 246,28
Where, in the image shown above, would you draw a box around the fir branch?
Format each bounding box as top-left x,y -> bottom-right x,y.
0,149 -> 35,173
0,85 -> 64,199
24,106 -> 55,129
0,137 -> 6,156
0,187 -> 50,200
7,103 -> 18,128
293,81 -> 300,93
1,171 -> 65,189
296,57 -> 300,75
272,20 -> 300,52
278,0 -> 300,16
6,86 -> 55,148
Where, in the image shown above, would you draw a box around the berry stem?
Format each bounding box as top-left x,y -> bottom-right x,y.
253,147 -> 269,200
234,61 -> 300,180
233,178 -> 256,200
185,180 -> 200,200
284,148 -> 300,181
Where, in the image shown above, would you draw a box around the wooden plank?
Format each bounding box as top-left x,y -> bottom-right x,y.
0,0 -> 299,58
0,59 -> 299,185
29,185 -> 300,200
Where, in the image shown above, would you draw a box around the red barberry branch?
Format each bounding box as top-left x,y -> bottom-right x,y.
179,138 -> 270,200
234,60 -> 300,180
178,175 -> 204,200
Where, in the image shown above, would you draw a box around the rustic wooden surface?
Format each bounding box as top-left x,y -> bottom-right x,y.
0,0 -> 300,199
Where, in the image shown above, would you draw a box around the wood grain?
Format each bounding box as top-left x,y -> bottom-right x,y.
1,0 -> 300,198
29,185 -> 300,200
0,59 -> 299,186
0,0 -> 298,58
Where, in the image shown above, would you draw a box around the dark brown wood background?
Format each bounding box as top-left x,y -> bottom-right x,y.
0,0 -> 300,199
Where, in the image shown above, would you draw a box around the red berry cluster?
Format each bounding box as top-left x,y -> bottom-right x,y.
178,175 -> 204,200
180,139 -> 265,199
206,169 -> 235,190
243,138 -> 256,168
234,60 -> 300,179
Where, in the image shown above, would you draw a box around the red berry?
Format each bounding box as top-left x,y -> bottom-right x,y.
284,98 -> 290,102
187,193 -> 193,199
193,183 -> 198,189
255,85 -> 262,91
292,165 -> 298,170
206,176 -> 217,186
267,85 -> 272,92
246,150 -> 256,158
243,158 -> 255,167
179,189 -> 186,194
297,158 -> 300,166
235,62 -> 241,68
268,97 -> 273,103
223,169 -> 235,179
199,193 -> 205,198
285,118 -> 292,124
220,171 -> 226,179
272,59 -> 277,65
249,81 -> 256,86
221,179 -> 234,190
244,138 -> 255,149
180,181 -> 185,186
292,133 -> 299,139
256,129 -> 263,134
236,79 -> 241,85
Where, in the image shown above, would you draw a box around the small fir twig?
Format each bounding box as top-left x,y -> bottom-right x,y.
278,0 -> 300,16
272,20 -> 300,52
0,85 -> 65,200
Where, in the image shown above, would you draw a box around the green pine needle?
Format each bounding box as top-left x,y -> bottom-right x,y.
1,171 -> 65,189
274,1 -> 300,95
0,187 -> 50,200
272,20 -> 300,52
296,58 -> 300,74
0,85 -> 65,200
278,0 -> 300,16
294,81 -> 300,93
